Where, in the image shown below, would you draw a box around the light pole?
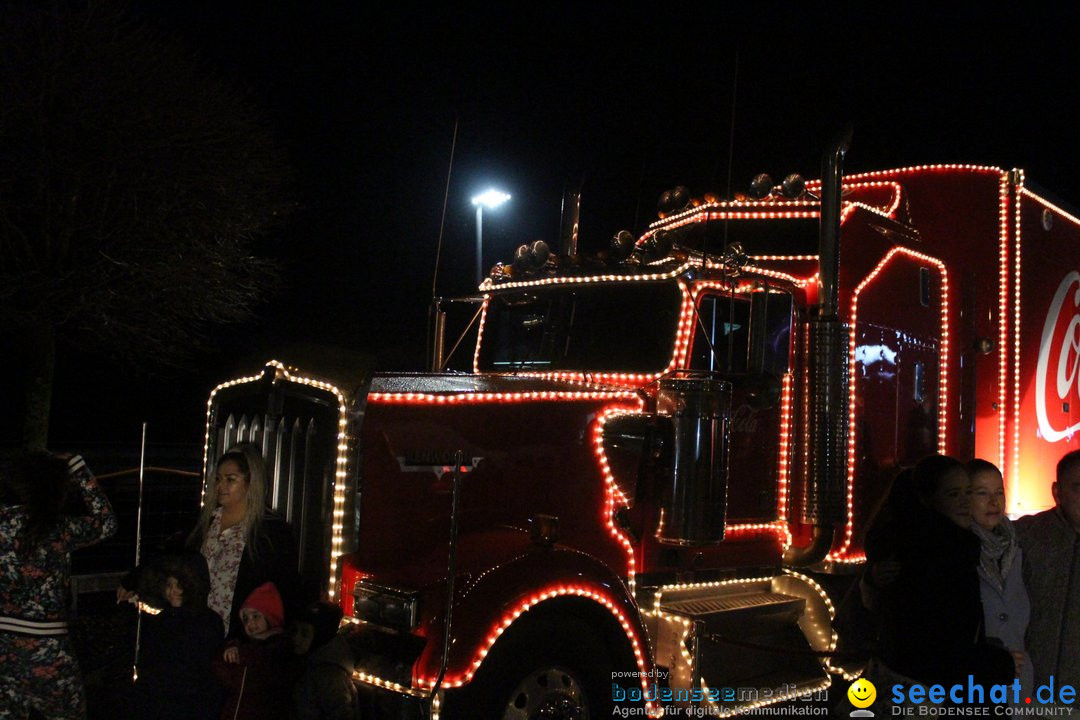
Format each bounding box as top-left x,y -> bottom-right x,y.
471,188 -> 511,286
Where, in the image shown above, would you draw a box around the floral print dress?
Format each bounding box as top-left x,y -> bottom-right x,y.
201,507 -> 247,635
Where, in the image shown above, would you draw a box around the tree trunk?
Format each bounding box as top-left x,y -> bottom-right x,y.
19,324 -> 56,450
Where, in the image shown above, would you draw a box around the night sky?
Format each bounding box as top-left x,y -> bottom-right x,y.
47,4 -> 1080,446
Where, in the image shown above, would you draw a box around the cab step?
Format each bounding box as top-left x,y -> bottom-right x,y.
653,579 -> 830,712
657,581 -> 805,636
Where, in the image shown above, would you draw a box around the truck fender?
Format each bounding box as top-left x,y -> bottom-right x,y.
417,543 -> 655,698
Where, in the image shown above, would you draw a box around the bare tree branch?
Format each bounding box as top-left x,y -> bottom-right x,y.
0,0 -> 295,444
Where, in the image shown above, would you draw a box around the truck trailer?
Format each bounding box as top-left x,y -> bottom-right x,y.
202,141 -> 1080,718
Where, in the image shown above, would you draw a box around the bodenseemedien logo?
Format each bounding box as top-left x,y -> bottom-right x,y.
849,678 -> 877,717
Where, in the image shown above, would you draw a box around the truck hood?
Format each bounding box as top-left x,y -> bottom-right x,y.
369,372 -> 634,396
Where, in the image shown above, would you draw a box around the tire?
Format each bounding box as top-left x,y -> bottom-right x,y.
441,611 -> 639,720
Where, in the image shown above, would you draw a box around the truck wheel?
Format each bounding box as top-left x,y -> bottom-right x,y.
500,665 -> 589,719
441,614 -> 636,720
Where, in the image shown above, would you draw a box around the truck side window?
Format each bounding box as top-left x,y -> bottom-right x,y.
691,295 -> 750,373
690,291 -> 792,374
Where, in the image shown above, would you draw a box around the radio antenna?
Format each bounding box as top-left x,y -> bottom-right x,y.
721,44 -> 740,253
431,118 -> 459,302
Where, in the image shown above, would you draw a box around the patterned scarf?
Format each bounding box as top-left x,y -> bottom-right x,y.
970,516 -> 1018,592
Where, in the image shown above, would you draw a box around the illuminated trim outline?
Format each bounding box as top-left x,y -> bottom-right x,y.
351,670 -> 427,698
1013,171 -> 1025,490
776,372 -> 794,546
653,179 -> 907,235
471,276 -> 697,385
848,181 -> 903,218
1022,188 -> 1080,227
592,404 -> 649,592
471,295 -> 491,374
651,208 -> 821,232
834,164 -> 1004,182
830,247 -> 951,558
801,318 -> 811,527
478,260 -> 697,292
750,254 -> 819,262
650,199 -> 820,226
782,569 -> 861,682
417,585 -> 664,717
681,282 -> 798,544
204,359 -> 351,600
998,174 -> 1011,473
368,390 -> 642,405
701,260 -> 812,287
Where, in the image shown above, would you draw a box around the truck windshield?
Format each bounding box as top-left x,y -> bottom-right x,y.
476,280 -> 683,373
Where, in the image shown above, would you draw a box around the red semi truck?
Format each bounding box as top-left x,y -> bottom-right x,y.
203,141 -> 1080,718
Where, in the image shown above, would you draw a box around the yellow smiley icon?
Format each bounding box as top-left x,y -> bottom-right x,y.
847,678 -> 876,709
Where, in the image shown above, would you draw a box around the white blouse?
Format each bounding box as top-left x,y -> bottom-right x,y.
200,508 -> 247,635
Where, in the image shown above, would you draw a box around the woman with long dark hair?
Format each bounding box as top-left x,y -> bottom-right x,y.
1,452 -> 117,719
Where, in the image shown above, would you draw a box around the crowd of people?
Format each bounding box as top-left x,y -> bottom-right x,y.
2,440 -> 1078,719
849,451 -> 1080,709
1,444 -> 354,720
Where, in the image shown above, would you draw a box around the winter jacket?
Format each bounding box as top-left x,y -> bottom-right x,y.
213,632 -> 296,720
977,543 -> 1033,701
293,635 -> 356,720
1016,508 -> 1080,691
130,605 -> 225,720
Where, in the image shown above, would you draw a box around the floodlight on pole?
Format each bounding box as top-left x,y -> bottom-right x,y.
472,189 -> 511,286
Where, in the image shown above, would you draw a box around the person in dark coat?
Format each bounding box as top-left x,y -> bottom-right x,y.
290,602 -> 356,720
121,443 -> 302,637
1015,449 -> 1080,694
129,551 -> 225,720
865,455 -> 1014,692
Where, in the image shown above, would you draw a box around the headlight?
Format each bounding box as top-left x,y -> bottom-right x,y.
352,581 -> 419,631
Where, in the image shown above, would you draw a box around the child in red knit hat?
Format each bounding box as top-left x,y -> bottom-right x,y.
212,582 -> 296,720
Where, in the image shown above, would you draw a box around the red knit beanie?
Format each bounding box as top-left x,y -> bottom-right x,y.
241,582 -> 284,629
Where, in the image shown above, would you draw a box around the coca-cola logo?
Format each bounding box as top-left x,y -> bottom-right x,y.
1036,271 -> 1080,442
730,404 -> 759,433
